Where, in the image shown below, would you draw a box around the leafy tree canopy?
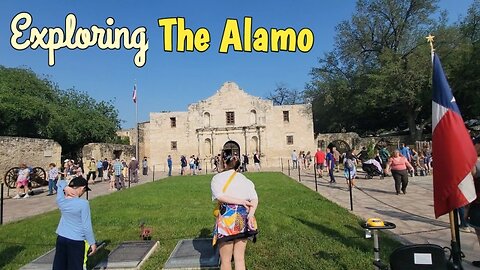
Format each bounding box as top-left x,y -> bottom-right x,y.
306,0 -> 480,140
0,66 -> 123,156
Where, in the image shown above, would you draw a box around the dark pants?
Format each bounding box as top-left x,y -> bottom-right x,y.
329,168 -> 336,183
392,169 -> 408,194
168,165 -> 172,176
53,235 -> 85,270
143,167 -> 148,175
98,167 -> 103,178
87,171 -> 96,181
115,174 -> 124,190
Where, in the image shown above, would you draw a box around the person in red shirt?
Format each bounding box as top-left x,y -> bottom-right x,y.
315,148 -> 326,177
386,150 -> 414,195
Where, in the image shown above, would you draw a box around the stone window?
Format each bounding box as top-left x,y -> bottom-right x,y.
171,141 -> 177,150
286,135 -> 294,145
204,112 -> 211,127
283,111 -> 290,122
170,117 -> 176,128
250,109 -> 257,125
226,111 -> 235,125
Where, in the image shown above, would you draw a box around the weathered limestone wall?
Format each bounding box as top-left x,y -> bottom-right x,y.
315,133 -> 414,154
81,143 -> 135,165
0,136 -> 61,180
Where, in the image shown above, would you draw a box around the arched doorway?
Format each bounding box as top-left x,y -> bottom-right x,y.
223,141 -> 240,158
328,140 -> 351,154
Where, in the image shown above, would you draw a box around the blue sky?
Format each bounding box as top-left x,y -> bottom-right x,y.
0,1 -> 474,128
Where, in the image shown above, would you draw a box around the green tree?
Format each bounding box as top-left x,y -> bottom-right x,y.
0,66 -> 122,156
306,0 -> 441,140
446,0 -> 480,120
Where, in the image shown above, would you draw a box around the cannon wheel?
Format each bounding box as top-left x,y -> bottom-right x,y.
30,167 -> 47,188
4,167 -> 20,189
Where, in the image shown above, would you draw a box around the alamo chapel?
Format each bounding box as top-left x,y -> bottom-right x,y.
120,82 -> 315,169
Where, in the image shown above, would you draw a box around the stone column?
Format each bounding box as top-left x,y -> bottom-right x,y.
243,127 -> 248,155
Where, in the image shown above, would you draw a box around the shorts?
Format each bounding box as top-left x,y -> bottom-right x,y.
17,179 -> 28,187
316,164 -> 324,170
189,164 -> 195,169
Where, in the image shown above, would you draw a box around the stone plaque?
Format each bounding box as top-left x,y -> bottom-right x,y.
43,150 -> 52,157
94,241 -> 158,269
163,238 -> 219,269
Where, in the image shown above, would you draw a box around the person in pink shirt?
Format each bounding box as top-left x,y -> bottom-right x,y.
386,150 -> 414,195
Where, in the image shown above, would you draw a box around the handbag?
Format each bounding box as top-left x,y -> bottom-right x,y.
213,171 -> 237,217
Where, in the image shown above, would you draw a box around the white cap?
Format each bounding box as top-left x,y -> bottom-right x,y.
64,159 -> 69,163
131,157 -> 136,160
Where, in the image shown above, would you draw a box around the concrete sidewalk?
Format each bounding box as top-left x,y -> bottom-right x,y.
289,167 -> 480,269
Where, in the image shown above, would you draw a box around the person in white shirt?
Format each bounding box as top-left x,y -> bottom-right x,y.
211,156 -> 259,270
291,150 -> 298,169
14,163 -> 30,199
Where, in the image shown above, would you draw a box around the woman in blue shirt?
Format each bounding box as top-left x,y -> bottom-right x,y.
53,176 -> 97,270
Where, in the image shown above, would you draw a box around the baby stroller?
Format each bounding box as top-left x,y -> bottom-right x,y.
362,159 -> 384,179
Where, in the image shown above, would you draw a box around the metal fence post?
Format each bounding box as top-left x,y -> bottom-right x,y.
348,169 -> 353,211
1,183 -> 4,225
314,163 -> 318,192
128,168 -> 131,188
288,160 -> 291,176
298,163 -> 301,182
281,158 -> 283,172
153,165 -> 155,182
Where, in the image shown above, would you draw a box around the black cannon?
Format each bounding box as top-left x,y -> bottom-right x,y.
3,167 -> 47,189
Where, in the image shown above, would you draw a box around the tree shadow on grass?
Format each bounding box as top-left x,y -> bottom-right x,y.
291,216 -> 371,252
364,207 -> 449,228
313,250 -> 350,270
0,245 -> 24,269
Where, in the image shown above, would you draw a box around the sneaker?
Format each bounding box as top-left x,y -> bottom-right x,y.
472,261 -> 480,267
13,194 -> 21,199
23,194 -> 30,198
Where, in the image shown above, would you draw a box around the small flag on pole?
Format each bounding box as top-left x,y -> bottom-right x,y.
432,54 -> 477,218
132,84 -> 137,103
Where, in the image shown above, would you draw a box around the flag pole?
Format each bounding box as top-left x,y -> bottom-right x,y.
136,84 -> 139,162
428,34 -> 463,270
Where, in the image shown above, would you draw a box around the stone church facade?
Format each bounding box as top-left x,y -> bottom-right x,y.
121,82 -> 315,169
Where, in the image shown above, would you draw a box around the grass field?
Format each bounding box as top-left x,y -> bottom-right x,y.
0,172 -> 401,269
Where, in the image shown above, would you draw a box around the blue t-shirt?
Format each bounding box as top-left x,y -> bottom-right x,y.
56,181 -> 95,245
326,152 -> 335,169
399,147 -> 410,159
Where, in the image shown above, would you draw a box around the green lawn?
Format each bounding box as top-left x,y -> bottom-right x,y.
0,172 -> 401,270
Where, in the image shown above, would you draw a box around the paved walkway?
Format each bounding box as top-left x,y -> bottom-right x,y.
287,167 -> 480,269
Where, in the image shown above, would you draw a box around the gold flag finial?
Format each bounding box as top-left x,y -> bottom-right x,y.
426,34 -> 435,52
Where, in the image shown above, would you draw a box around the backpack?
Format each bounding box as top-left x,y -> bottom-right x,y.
345,158 -> 355,170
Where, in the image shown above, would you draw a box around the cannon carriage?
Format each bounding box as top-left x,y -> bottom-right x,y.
3,166 -> 47,189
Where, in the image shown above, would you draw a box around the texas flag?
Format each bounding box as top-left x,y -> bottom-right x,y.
132,84 -> 137,103
432,54 -> 477,218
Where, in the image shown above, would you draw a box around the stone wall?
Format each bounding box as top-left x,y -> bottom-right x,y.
315,133 -> 414,154
0,136 -> 62,182
81,143 -> 136,165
